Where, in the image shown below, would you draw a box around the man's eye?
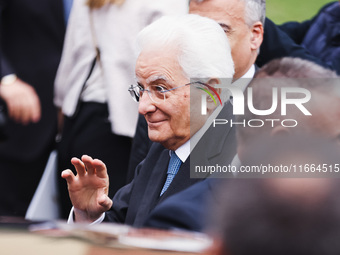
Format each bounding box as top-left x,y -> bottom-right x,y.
219,23 -> 231,34
222,27 -> 231,34
154,85 -> 167,93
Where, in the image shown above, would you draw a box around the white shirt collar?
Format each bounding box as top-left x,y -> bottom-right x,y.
172,139 -> 190,163
243,64 -> 256,79
232,65 -> 255,91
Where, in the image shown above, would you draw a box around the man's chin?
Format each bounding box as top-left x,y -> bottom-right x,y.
148,130 -> 164,143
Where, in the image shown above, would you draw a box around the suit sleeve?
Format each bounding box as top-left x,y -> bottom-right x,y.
104,181 -> 134,223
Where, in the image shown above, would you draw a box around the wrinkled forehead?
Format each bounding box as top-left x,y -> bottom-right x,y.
135,47 -> 184,86
189,0 -> 246,22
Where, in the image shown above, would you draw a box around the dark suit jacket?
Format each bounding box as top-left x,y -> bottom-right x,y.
105,142 -> 203,227
144,178 -> 217,232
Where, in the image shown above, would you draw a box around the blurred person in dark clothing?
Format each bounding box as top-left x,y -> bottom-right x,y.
206,136 -> 340,255
0,0 -> 67,216
280,1 -> 340,74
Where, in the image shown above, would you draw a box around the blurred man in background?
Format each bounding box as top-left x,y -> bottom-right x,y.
0,0 -> 68,216
207,136 -> 340,255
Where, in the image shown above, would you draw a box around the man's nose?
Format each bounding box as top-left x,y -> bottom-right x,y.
138,92 -> 156,115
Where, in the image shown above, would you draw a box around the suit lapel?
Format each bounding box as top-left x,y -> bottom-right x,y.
190,101 -> 237,178
132,144 -> 169,225
206,101 -> 235,160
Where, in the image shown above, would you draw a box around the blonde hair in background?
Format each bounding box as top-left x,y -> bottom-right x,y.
86,0 -> 125,9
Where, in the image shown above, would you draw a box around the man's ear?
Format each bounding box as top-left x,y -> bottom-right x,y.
250,21 -> 263,51
207,77 -> 222,92
207,78 -> 220,86
206,78 -> 222,111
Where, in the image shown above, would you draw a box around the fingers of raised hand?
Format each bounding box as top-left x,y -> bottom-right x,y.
71,157 -> 86,176
81,155 -> 96,175
80,155 -> 108,178
70,155 -> 108,179
92,159 -> 108,178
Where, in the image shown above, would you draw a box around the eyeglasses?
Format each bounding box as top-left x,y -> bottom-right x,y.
128,81 -> 223,105
128,82 -> 193,103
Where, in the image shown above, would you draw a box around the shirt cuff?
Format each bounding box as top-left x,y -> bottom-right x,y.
67,206 -> 105,225
1,74 -> 17,86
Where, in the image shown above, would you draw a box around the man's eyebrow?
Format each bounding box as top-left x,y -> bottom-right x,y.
219,23 -> 231,32
146,75 -> 169,85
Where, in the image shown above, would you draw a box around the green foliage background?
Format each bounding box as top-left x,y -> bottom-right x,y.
266,0 -> 334,24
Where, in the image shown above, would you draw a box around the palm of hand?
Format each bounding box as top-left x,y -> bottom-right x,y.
62,155 -> 113,221
68,171 -> 109,215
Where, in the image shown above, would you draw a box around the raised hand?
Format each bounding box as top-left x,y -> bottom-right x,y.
61,155 -> 113,222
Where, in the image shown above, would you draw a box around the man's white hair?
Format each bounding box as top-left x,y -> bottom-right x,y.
136,14 -> 234,81
243,0 -> 266,26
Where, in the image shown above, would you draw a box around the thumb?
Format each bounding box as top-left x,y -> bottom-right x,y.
98,194 -> 113,211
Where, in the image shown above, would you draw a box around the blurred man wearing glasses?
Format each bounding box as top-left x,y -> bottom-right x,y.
61,14 -> 234,226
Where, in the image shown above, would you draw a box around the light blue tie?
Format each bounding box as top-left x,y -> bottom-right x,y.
160,151 -> 182,196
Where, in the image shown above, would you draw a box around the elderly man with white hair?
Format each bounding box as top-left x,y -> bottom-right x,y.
62,14 -> 235,226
